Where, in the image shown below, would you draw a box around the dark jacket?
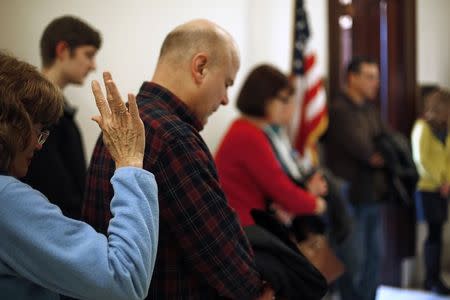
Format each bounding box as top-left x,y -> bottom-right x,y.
22,102 -> 86,219
325,93 -> 387,204
244,224 -> 328,300
374,131 -> 418,205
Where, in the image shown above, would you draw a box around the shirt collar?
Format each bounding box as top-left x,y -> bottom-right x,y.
138,82 -> 204,131
341,92 -> 368,110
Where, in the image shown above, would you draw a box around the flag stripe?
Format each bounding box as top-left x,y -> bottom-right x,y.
290,0 -> 328,165
303,54 -> 316,74
303,79 -> 323,108
305,88 -> 326,121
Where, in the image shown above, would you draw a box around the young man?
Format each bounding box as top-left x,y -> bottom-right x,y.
325,57 -> 386,300
22,16 -> 101,219
83,19 -> 274,300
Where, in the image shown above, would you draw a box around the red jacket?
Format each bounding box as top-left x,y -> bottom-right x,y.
215,118 -> 317,226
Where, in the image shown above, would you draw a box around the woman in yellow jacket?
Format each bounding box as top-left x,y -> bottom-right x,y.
412,88 -> 450,295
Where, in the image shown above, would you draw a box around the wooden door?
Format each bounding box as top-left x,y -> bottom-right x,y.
328,0 -> 417,287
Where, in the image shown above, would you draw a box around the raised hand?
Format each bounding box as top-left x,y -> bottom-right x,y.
91,72 -> 145,169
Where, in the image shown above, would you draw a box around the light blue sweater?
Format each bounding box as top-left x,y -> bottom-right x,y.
0,167 -> 158,300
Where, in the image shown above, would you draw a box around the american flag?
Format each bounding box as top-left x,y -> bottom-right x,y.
290,0 -> 328,167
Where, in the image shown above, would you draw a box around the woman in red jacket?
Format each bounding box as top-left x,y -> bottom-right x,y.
215,64 -> 326,226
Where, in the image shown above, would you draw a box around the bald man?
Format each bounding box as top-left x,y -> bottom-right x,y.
83,20 -> 273,299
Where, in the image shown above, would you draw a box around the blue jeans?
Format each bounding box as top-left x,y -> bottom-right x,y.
335,203 -> 382,300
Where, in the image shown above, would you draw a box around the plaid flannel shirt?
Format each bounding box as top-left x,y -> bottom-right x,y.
82,82 -> 263,299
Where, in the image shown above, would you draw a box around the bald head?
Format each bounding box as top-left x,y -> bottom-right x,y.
153,19 -> 240,126
158,19 -> 239,68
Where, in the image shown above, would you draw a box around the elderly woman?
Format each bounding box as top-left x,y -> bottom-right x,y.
0,52 -> 158,300
215,64 -> 326,227
412,88 -> 450,295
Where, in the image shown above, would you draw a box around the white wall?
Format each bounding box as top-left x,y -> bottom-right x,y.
203,0 -> 328,152
414,0 -> 450,287
416,0 -> 450,89
3,0 -> 448,163
0,0 -> 328,161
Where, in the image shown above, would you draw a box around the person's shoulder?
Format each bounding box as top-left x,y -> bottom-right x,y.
411,119 -> 432,143
231,119 -> 264,138
0,175 -> 20,190
412,119 -> 429,132
328,103 -> 344,120
0,175 -> 36,202
148,108 -> 197,142
328,94 -> 342,111
137,84 -> 202,140
220,119 -> 264,147
333,92 -> 348,102
331,94 -> 351,110
138,106 -> 203,161
0,175 -> 17,192
414,118 -> 427,127
228,120 -> 272,153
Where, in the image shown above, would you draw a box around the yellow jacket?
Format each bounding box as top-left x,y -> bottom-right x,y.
411,119 -> 450,191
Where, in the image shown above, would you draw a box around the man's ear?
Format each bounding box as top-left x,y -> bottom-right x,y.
191,53 -> 208,85
55,41 -> 70,60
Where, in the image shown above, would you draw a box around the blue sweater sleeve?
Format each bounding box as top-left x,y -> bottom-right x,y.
0,167 -> 158,300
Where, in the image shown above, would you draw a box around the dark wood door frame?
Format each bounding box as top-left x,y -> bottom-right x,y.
327,0 -> 417,287
328,0 -> 417,135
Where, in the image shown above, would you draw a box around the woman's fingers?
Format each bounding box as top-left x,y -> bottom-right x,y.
91,72 -> 145,169
127,93 -> 140,122
91,80 -> 110,118
103,72 -> 114,110
91,115 -> 102,128
104,72 -> 127,116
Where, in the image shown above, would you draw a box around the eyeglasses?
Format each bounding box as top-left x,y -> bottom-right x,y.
37,129 -> 50,145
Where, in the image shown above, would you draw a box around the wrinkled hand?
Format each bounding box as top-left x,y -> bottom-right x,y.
91,72 -> 145,169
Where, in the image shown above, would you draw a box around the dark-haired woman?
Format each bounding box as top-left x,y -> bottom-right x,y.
215,64 -> 326,227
